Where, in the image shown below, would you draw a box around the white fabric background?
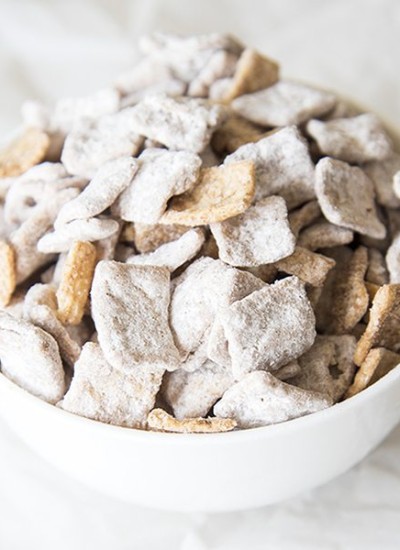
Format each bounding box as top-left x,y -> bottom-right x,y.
0,0 -> 400,548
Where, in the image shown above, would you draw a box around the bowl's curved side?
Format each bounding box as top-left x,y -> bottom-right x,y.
1,365 -> 400,512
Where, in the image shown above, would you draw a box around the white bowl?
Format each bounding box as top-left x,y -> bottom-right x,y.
1,366 -> 400,512
1,100 -> 400,513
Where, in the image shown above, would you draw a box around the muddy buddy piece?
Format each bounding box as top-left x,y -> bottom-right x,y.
354,284 -> 400,365
220,276 -> 316,378
61,343 -> 164,429
163,359 -> 234,419
289,335 -> 356,402
91,261 -> 180,372
315,158 -> 386,239
127,228 -> 205,272
160,161 -> 255,226
307,114 -> 393,164
345,347 -> 400,398
115,149 -> 201,224
214,371 -> 332,429
0,311 -> 65,404
210,196 -> 295,267
0,128 -> 50,178
225,126 -> 315,208
147,408 -> 237,433
232,80 -> 336,127
127,94 -> 225,153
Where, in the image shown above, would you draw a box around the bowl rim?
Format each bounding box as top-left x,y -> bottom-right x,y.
1,364 -> 400,444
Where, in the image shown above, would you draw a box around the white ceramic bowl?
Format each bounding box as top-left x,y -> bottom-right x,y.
1,101 -> 400,513
1,366 -> 400,512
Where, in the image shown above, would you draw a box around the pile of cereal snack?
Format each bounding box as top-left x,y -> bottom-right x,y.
1,33 -> 400,434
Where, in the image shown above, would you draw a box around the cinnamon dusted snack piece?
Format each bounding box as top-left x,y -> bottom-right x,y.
212,114 -> 270,154
51,88 -> 120,133
115,148 -> 201,224
61,109 -> 144,178
55,157 -> 138,227
188,49 -> 238,98
210,196 -> 295,267
274,246 -> 336,287
61,343 -> 164,429
147,408 -> 237,433
0,241 -> 16,307
91,261 -> 180,372
214,371 -> 332,429
354,284 -> 400,365
24,283 -> 81,367
315,158 -> 386,239
297,221 -> 354,251
126,94 -> 226,153
221,48 -> 279,102
160,161 -> 255,226
133,223 -> 189,253
126,228 -> 205,272
364,153 -> 400,208
0,128 -> 50,178
0,311 -> 65,404
274,361 -> 301,381
56,241 -> 97,326
288,201 -> 321,238
345,348 -> 400,399
289,335 -> 357,402
367,248 -> 389,285
138,32 -> 244,83
225,126 -> 315,208
220,276 -> 316,378
206,270 -> 265,368
10,187 -> 79,284
37,217 -> 120,254
4,163 -> 87,227
170,258 -> 264,358
307,114 -> 393,164
315,246 -> 369,335
232,80 -> 336,127
162,359 -> 234,419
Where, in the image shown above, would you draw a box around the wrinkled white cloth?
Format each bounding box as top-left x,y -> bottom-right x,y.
0,0 -> 400,548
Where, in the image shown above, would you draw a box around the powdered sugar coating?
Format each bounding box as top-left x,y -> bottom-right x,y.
0,311 -> 65,404
315,158 -> 386,239
10,188 -> 79,283
61,343 -> 163,429
210,196 -> 295,267
91,261 -> 180,372
116,148 -> 201,223
298,221 -> 354,251
274,246 -> 336,287
51,88 -> 120,134
221,276 -> 316,379
289,335 -> 356,402
307,114 -> 393,164
127,228 -> 205,272
126,94 -> 226,153
61,109 -> 144,178
188,49 -> 238,98
364,153 -> 400,207
170,258 -> 265,359
214,371 -> 332,428
163,359 -> 234,419
232,81 -> 336,126
24,283 -> 81,367
224,126 -> 315,208
55,157 -> 138,227
37,217 -> 120,254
